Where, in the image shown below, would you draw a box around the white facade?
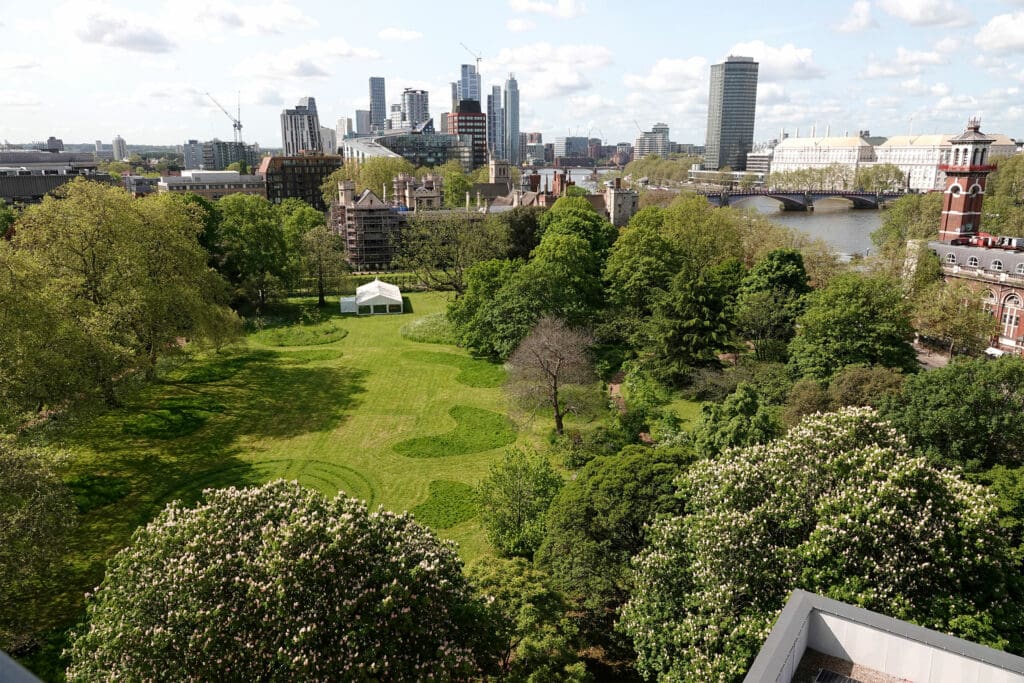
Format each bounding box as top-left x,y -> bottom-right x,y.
280,97 -> 322,155
634,123 -> 670,159
320,126 -> 337,155
401,89 -> 430,129
111,135 -> 127,161
770,136 -> 875,172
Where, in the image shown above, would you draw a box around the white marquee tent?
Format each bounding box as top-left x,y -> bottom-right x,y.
340,278 -> 404,315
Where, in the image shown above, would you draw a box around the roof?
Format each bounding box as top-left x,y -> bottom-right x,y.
355,278 -> 402,305
744,590 -> 1024,683
879,134 -> 952,147
775,136 -> 872,149
951,120 -> 995,144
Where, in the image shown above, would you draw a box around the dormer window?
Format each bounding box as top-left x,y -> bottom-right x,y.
968,256 -> 980,267
992,260 -> 1003,272
945,253 -> 957,264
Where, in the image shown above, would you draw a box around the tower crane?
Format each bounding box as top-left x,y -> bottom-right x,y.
459,42 -> 482,73
205,91 -> 243,144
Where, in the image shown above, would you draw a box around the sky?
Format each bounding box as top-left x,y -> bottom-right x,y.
2,0 -> 1024,149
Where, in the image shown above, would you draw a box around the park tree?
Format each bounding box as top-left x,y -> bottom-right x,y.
879,355 -> 1024,473
912,281 -> 1000,358
536,445 -> 690,662
788,273 -> 917,378
660,195 -> 744,275
67,481 -> 492,681
467,557 -> 587,682
302,226 -> 348,306
447,259 -> 530,360
854,163 -> 905,192
604,218 -> 682,313
395,213 -> 509,295
507,317 -> 596,435
620,408 -> 1023,682
0,201 -> 16,238
477,448 -> 563,558
690,383 -> 783,457
279,198 -> 325,284
0,439 -> 76,651
436,160 -> 474,208
870,192 -> 943,275
217,193 -> 291,309
734,249 -> 811,360
9,180 -> 235,405
539,196 -> 619,259
489,206 -> 545,260
644,262 -> 736,387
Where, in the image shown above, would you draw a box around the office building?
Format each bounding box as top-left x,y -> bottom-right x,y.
458,64 -> 480,104
486,85 -> 504,160
355,110 -> 371,136
554,136 -> 589,160
503,74 -> 520,165
257,152 -> 343,211
401,88 -> 430,129
112,135 -> 127,161
369,77 -> 387,131
183,139 -> 203,169
157,170 -> 265,201
0,150 -> 114,204
336,117 -> 354,141
634,123 -> 671,159
447,100 -> 487,169
375,131 -> 473,171
389,103 -> 404,130
280,97 -> 322,156
320,126 -> 337,154
705,55 -> 759,170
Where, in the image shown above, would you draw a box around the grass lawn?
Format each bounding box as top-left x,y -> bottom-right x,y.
25,291 -> 567,676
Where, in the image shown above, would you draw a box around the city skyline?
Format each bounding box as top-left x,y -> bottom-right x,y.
2,0 -> 1024,147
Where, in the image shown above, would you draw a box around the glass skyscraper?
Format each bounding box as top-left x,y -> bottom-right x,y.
704,56 -> 758,171
369,77 -> 386,131
503,74 -> 520,166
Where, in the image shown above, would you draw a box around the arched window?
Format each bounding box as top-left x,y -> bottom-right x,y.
992,260 -> 1003,272
1002,294 -> 1022,338
968,256 -> 980,267
954,148 -> 960,165
1016,263 -> 1024,275
983,290 -> 997,316
945,253 -> 957,264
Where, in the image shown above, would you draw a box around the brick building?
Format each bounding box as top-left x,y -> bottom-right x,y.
257,152 -> 343,212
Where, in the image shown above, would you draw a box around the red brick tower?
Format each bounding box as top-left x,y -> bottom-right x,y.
937,117 -> 996,242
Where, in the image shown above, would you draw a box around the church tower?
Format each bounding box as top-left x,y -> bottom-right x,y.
938,117 -> 996,242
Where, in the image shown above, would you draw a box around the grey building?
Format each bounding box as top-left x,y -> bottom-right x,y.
375,130 -> 473,171
705,55 -> 759,171
401,88 -> 430,129
183,139 -> 203,169
554,136 -> 589,160
487,85 -> 504,160
503,74 -> 520,165
355,110 -> 371,136
280,97 -> 322,155
458,64 -> 480,104
201,139 -> 260,171
369,77 -> 387,131
112,135 -> 127,161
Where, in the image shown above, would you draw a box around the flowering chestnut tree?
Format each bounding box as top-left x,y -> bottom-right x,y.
620,408 -> 1022,682
67,480 -> 493,681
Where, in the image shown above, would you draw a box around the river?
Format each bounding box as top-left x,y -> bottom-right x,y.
532,169 -> 883,257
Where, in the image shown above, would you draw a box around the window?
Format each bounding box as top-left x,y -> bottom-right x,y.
1003,294 -> 1022,338
1016,263 -> 1024,275
984,290 -> 997,315
992,260 -> 1003,272
968,256 -> 979,267
945,253 -> 957,265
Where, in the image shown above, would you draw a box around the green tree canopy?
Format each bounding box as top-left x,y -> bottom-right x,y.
536,444 -> 690,660
621,408 -> 1023,682
879,355 -> 1024,473
787,273 -> 917,378
912,280 -> 999,358
217,193 -> 291,308
690,382 -> 783,457
477,448 -> 563,558
870,192 -> 942,275
67,481 -> 491,681
395,214 -> 508,295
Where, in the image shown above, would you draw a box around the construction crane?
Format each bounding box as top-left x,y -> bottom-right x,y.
205,91 -> 243,144
459,42 -> 482,73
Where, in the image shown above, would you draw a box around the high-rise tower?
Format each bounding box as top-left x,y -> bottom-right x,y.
280,97 -> 322,155
369,77 -> 387,131
487,85 -> 504,160
704,56 -> 759,171
401,88 -> 430,129
503,74 -> 520,165
458,65 -> 481,104
938,118 -> 996,242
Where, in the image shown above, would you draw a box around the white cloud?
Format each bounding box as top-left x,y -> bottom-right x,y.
899,77 -> 950,96
249,88 -> 284,106
378,27 -> 423,42
975,12 -> 1024,52
506,18 -> 536,32
859,47 -> 943,78
757,83 -> 790,105
0,54 -> 40,70
176,1 -> 316,36
935,93 -> 980,115
836,1 -> 877,32
727,41 -> 824,81
65,3 -> 176,53
876,0 -> 972,27
623,57 -> 706,91
933,36 -> 959,51
508,0 -> 586,18
0,91 -> 41,108
487,42 -> 612,98
236,39 -> 379,82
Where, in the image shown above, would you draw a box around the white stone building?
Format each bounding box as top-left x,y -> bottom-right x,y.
769,136 -> 875,174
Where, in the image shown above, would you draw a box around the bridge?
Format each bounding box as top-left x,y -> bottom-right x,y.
699,189 -> 904,211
